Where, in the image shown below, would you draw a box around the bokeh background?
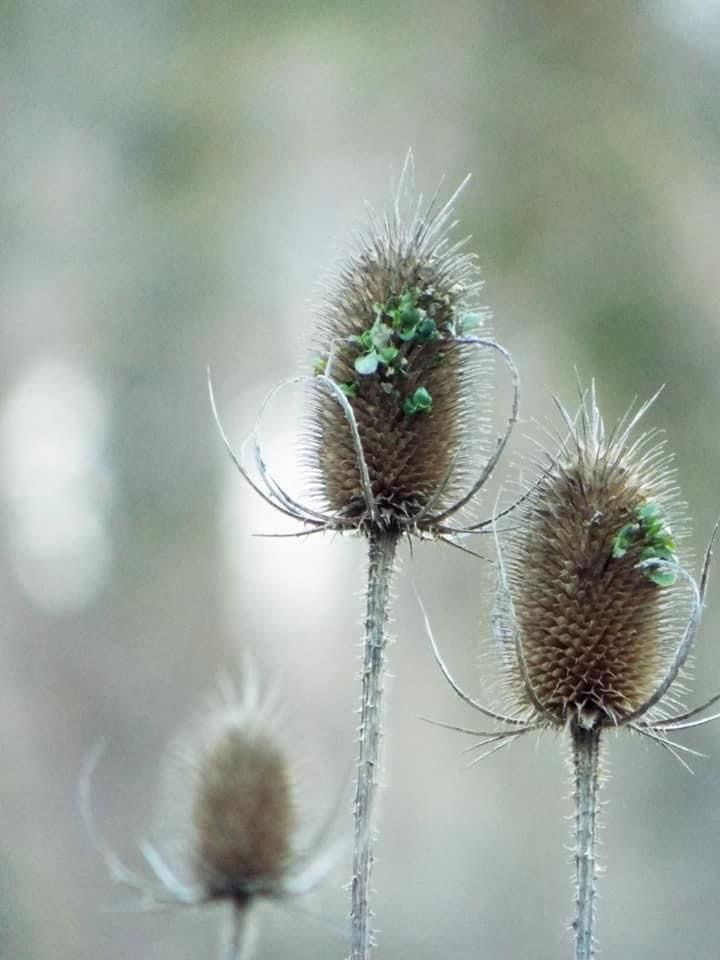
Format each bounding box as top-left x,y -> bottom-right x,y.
4,2 -> 720,958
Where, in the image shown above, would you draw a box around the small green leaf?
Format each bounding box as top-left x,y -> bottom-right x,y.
370,323 -> 393,351
313,355 -> 327,375
379,344 -> 399,364
397,323 -> 419,341
355,352 -> 379,376
636,503 -> 662,525
655,531 -> 677,553
638,543 -> 679,587
415,316 -> 439,343
403,386 -> 433,415
340,381 -> 358,397
357,330 -> 374,351
639,544 -> 674,564
398,304 -> 421,327
647,567 -> 678,588
611,523 -> 639,559
637,553 -> 679,587
390,288 -> 422,330
636,502 -> 667,539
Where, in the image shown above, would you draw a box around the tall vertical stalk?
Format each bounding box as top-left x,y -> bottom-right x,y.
351,530 -> 399,960
571,721 -> 602,960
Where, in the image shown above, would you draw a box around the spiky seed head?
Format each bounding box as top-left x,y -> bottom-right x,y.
307,156 -> 493,533
165,676 -> 297,908
190,725 -> 293,904
500,388 -> 688,729
83,668 -> 340,960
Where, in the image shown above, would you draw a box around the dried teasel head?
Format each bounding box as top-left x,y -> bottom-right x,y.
305,153 -> 518,537
425,382 -> 717,762
208,153 -> 518,543
82,667 -> 338,959
173,677 -> 296,907
423,384 -> 718,960
496,384 -> 708,733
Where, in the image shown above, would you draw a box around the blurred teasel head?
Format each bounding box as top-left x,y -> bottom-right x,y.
173,677 -> 296,908
209,153 -> 518,542
496,384 -> 710,734
83,667 -> 337,959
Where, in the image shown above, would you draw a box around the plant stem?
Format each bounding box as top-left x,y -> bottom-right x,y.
570,721 -> 602,960
225,904 -> 251,960
350,530 -> 399,960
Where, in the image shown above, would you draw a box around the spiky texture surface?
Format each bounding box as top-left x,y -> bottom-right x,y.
191,728 -> 293,902
307,160 -> 492,532
162,678 -> 297,907
501,389 -> 687,728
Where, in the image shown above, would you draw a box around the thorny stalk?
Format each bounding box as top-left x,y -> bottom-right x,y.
570,722 -> 602,960
351,530 -> 399,960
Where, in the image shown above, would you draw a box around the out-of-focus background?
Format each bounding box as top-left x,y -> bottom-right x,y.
4,3 -> 720,958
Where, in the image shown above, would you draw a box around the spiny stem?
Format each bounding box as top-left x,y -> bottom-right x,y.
571,722 -> 602,960
351,530 -> 399,960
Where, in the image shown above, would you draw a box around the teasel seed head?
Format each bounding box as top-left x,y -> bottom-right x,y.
180,685 -> 295,905
207,153 -> 518,543
303,152 -> 517,537
497,384 -> 695,730
423,384 -> 716,960
82,666 -> 337,959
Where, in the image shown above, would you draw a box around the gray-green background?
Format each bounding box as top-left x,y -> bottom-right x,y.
3,2 -> 720,958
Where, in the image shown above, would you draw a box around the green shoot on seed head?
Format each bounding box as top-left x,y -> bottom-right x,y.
331,286 -> 451,421
611,501 -> 678,586
348,288 -> 444,383
315,288 -> 459,422
403,386 -> 433,416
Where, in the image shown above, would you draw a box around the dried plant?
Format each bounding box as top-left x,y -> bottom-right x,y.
209,152 -> 519,960
426,384 -> 718,960
81,667 -> 336,960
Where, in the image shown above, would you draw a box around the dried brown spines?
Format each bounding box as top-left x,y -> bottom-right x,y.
502,392 -> 686,727
308,160 -> 493,533
191,726 -> 294,903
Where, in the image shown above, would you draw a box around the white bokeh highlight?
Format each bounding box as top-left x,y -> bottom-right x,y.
1,356 -> 114,614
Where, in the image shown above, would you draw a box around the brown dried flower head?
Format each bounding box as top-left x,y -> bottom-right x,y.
427,383 -> 714,761
83,668 -> 336,959
208,154 -> 518,544
424,386 -> 717,960
497,385 -> 701,732
305,153 -> 517,537
180,681 -> 295,906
